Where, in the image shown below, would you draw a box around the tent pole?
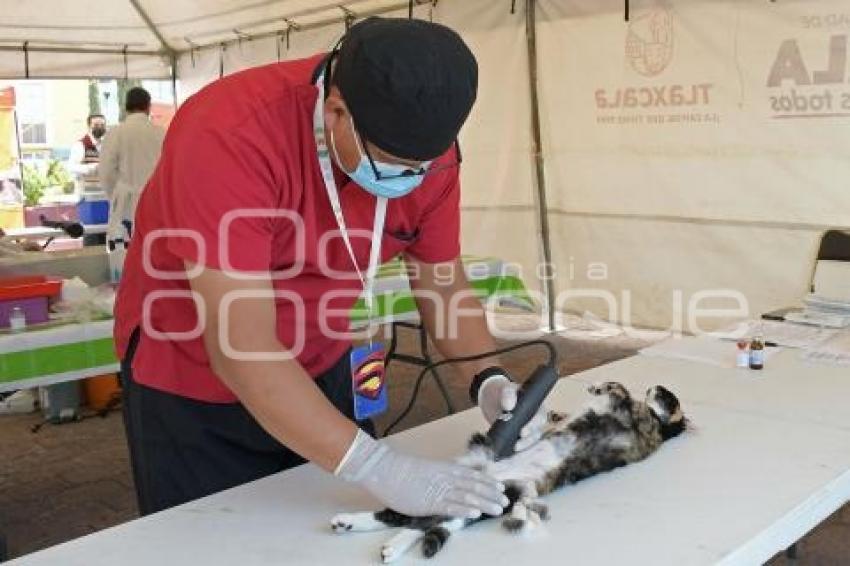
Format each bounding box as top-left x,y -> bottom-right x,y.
170,52 -> 178,109
128,0 -> 175,55
525,0 -> 557,333
12,109 -> 26,196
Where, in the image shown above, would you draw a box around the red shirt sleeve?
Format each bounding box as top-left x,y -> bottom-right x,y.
405,168 -> 461,264
161,126 -> 280,273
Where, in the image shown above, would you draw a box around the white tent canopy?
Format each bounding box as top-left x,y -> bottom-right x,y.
0,0 -> 427,78
5,0 -> 850,332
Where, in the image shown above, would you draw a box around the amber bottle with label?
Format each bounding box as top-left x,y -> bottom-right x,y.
749,334 -> 765,370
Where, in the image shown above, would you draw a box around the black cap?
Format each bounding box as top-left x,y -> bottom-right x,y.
333,17 -> 478,161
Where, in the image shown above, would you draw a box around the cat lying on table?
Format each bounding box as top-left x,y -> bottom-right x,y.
330,381 -> 687,563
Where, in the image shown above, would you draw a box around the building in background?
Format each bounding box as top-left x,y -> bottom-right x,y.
9,80 -> 89,163
142,80 -> 176,129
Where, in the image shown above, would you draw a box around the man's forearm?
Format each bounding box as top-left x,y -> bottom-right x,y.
411,257 -> 500,384
429,293 -> 498,381
211,349 -> 358,473
190,263 -> 358,473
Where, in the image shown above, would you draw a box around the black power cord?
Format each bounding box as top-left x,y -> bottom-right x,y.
382,339 -> 557,436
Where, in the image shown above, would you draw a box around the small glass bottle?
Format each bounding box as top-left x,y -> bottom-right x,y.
736,339 -> 750,368
749,334 -> 765,370
9,306 -> 26,332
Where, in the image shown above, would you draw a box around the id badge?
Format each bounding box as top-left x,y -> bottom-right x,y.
350,343 -> 388,420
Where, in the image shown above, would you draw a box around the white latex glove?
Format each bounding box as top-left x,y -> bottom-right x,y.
476,370 -> 549,452
336,429 -> 508,519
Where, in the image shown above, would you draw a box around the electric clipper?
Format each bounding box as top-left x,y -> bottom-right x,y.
485,363 -> 559,461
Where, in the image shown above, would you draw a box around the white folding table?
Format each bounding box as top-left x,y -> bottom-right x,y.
8,344 -> 850,565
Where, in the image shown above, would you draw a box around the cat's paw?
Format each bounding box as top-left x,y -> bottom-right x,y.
527,501 -> 550,521
330,512 -> 387,533
589,381 -> 629,399
381,543 -> 403,564
421,527 -> 450,558
330,513 -> 356,533
547,410 -> 568,423
503,512 -> 544,532
501,517 -> 527,532
381,529 -> 422,563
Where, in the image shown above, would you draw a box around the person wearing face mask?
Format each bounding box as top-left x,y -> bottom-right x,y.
68,113 -> 106,194
113,17 -> 547,519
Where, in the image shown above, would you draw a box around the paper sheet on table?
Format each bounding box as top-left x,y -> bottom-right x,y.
802,331 -> 850,367
813,261 -> 850,302
640,335 -> 781,369
803,293 -> 850,314
709,320 -> 837,349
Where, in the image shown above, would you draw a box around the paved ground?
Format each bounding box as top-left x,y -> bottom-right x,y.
1,320 -> 848,563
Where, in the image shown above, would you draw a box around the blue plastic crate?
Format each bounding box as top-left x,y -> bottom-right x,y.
77,199 -> 109,224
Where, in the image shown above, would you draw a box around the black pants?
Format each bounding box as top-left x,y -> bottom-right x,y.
121,330 -> 373,515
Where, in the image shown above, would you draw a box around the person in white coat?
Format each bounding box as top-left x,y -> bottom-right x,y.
99,87 -> 165,244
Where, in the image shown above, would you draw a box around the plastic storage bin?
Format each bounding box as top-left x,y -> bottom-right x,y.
40,381 -> 81,422
0,275 -> 62,328
77,198 -> 110,224
83,373 -> 121,411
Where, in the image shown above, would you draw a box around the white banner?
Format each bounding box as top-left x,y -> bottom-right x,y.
539,0 -> 850,329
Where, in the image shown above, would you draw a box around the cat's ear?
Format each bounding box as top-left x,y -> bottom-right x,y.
659,417 -> 687,440
646,385 -> 683,422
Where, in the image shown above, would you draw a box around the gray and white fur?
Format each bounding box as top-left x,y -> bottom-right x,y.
330,382 -> 687,563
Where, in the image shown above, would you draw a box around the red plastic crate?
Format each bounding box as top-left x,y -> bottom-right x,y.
0,275 -> 62,301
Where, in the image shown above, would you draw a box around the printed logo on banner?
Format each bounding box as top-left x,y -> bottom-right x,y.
594,5 -> 720,127
767,12 -> 850,120
625,8 -> 674,77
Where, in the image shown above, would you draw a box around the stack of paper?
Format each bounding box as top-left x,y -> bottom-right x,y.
802,331 -> 850,366
784,294 -> 850,329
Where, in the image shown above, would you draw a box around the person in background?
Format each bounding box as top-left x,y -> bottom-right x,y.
99,87 -> 165,243
68,113 -> 106,186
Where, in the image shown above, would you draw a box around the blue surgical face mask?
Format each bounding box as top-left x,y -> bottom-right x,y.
330,117 -> 430,199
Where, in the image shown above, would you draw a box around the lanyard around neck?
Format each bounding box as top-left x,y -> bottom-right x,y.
313,71 -> 386,317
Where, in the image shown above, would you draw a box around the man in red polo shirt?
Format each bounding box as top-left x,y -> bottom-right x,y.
116,17 -> 545,518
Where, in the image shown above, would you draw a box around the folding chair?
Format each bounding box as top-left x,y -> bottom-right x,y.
810,229 -> 850,292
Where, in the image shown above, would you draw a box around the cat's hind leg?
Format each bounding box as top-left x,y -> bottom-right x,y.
501,499 -> 530,533
330,511 -> 393,533
526,500 -> 550,522
421,518 -> 467,558
501,482 -> 548,533
332,507 -> 445,534
380,515 -> 465,563
380,528 -> 424,563
522,482 -> 549,523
